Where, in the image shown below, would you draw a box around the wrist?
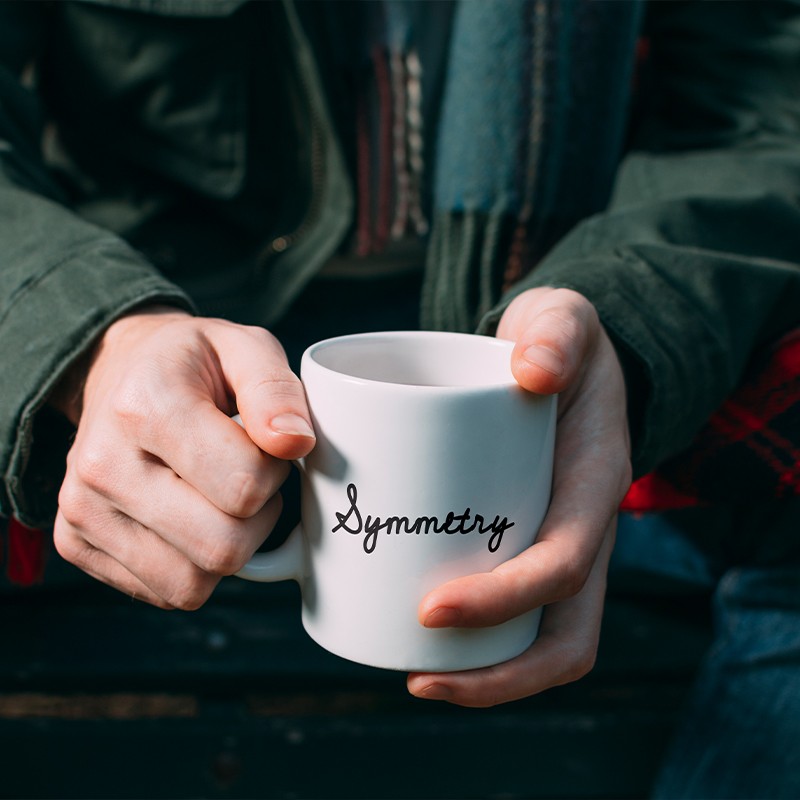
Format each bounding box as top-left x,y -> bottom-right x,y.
48,344 -> 96,426
604,330 -> 646,463
48,305 -> 192,426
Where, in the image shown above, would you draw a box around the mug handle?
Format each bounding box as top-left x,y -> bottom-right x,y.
235,522 -> 304,582
230,414 -> 304,583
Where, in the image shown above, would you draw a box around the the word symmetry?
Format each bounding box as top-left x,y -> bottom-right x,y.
331,483 -> 515,554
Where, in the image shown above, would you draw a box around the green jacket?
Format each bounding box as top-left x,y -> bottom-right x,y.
2,0 -> 800,528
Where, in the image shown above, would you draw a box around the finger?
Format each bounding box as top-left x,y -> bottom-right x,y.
418,385 -> 628,628
122,463 -> 285,575
58,483 -> 222,609
205,322 -> 316,460
63,502 -> 223,610
499,288 -> 600,396
54,511 -> 171,608
60,460 -> 284,582
408,519 -> 615,707
125,396 -> 291,519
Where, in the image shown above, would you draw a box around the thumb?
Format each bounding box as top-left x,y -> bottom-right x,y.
206,322 -> 315,460
499,288 -> 600,396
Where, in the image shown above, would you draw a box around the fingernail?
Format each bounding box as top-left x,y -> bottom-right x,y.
414,683 -> 454,701
423,607 -> 462,628
269,414 -> 315,438
522,344 -> 563,377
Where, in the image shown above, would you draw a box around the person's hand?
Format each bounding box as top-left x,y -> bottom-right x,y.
50,308 -> 315,609
407,287 -> 632,706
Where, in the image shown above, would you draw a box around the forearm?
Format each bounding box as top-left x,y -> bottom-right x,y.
480,0 -> 800,475
480,145 -> 800,477
0,185 -> 195,526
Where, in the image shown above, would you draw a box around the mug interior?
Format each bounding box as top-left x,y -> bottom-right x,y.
309,332 -> 515,388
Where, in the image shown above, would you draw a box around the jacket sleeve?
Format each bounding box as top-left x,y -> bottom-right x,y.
0,5 -> 195,527
481,0 -> 800,479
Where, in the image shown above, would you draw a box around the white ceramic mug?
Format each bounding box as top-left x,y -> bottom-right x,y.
235,331 -> 556,672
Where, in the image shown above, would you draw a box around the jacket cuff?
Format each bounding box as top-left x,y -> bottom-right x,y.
1,237 -> 196,527
477,256 -> 717,481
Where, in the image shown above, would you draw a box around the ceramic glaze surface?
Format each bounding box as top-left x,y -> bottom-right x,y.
236,331 -> 556,672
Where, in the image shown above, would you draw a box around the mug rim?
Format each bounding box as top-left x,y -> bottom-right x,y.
302,330 -> 523,394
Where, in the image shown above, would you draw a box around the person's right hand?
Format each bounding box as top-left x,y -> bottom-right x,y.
51,308 -> 315,609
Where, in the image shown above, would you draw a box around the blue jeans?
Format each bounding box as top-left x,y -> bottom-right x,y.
612,505 -> 800,798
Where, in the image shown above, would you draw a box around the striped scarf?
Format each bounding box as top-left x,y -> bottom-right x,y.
424,0 -> 644,331
325,1 -> 643,329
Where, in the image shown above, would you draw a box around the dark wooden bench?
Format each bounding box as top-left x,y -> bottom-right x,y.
0,572 -> 713,800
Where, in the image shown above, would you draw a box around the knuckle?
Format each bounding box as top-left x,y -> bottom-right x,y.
164,574 -> 216,611
58,480 -> 92,526
53,521 -> 82,563
73,445 -> 113,492
109,380 -> 153,426
564,643 -> 598,683
536,306 -> 583,344
559,551 -> 592,599
196,533 -> 251,576
221,470 -> 270,518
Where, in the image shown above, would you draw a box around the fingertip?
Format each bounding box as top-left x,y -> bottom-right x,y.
511,344 -> 567,395
506,289 -> 600,394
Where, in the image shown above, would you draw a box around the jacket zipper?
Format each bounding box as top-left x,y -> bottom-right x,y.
256,104 -> 325,268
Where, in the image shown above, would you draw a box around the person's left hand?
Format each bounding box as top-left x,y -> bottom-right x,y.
407,287 -> 632,706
